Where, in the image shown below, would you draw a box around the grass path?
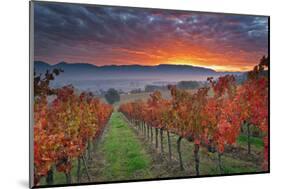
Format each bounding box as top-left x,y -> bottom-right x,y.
88,112 -> 153,182
39,111 -> 264,186
86,111 -> 263,183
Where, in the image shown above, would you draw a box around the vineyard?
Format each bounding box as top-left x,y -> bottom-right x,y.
33,57 -> 269,186
119,57 -> 269,176
33,70 -> 113,185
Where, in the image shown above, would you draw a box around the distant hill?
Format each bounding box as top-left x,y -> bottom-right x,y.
33,61 -> 245,92
34,61 -> 241,76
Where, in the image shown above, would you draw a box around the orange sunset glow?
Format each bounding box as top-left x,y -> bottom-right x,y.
34,3 -> 268,72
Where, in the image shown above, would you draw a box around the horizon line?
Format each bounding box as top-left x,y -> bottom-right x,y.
34,60 -> 249,73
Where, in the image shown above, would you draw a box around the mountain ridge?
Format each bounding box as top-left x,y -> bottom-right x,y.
34,61 -> 243,75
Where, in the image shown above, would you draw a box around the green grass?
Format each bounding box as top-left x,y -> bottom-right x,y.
40,111 -> 152,185
221,165 -> 257,174
101,112 -> 152,181
237,134 -> 264,149
40,111 -> 264,185
40,159 -> 80,185
142,127 -> 262,176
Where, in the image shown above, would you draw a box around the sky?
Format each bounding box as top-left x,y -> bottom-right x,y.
34,2 -> 268,71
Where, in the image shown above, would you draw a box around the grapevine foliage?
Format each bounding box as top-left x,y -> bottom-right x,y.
119,56 -> 269,171
33,71 -> 113,185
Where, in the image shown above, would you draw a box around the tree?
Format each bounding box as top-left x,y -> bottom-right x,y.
201,75 -> 240,173
104,88 -> 120,104
34,68 -> 63,98
119,56 -> 269,174
33,84 -> 113,186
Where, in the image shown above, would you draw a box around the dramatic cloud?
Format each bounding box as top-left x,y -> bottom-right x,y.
33,2 -> 268,71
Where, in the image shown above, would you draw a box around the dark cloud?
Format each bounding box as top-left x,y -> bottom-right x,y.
33,2 -> 268,71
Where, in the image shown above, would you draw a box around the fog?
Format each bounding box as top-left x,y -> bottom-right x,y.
50,73 -> 223,93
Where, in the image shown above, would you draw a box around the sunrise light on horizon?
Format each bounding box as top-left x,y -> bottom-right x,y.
34,2 -> 268,72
